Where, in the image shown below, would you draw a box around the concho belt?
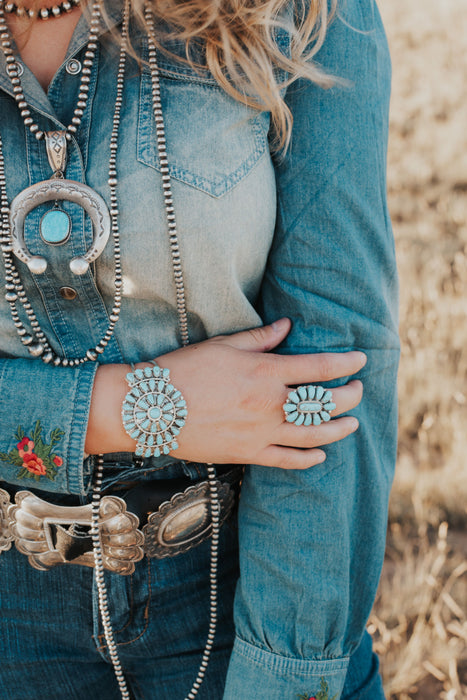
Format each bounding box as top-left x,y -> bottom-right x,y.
0,472 -> 239,575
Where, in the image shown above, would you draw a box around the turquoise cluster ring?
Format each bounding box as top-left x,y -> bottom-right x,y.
122,362 -> 187,458
283,385 -> 336,427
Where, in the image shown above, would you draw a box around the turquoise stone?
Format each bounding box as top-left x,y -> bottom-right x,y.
149,406 -> 161,420
286,411 -> 299,423
298,401 -> 322,413
297,386 -> 308,400
40,209 -> 70,244
315,386 -> 325,400
304,414 -> 313,426
313,414 -> 322,426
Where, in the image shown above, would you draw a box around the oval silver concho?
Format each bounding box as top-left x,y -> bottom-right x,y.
9,179 -> 111,275
143,481 -> 235,559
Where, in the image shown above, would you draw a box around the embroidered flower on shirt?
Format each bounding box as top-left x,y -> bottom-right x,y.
298,677 -> 338,700
0,420 -> 65,482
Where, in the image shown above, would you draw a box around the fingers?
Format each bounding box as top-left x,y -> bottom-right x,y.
283,379 -> 363,419
217,318 -> 291,353
275,350 -> 367,384
277,415 -> 359,449
258,445 -> 327,470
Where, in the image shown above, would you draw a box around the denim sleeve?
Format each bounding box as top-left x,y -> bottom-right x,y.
0,359 -> 98,495
223,2 -> 400,698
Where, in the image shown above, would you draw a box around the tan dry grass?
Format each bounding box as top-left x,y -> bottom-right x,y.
370,1 -> 467,697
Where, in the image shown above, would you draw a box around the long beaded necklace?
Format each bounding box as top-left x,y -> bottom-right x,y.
0,0 -> 124,365
0,2 -> 217,698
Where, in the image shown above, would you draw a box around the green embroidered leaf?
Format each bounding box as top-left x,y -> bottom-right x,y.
31,419 -> 42,444
15,425 -> 25,441
0,451 -> 11,461
17,467 -> 28,479
10,453 -> 24,468
33,437 -> 48,459
49,428 -> 65,446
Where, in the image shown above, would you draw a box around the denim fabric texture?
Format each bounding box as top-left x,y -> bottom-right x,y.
0,0 -> 397,697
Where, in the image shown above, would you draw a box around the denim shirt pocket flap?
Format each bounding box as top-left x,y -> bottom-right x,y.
137,65 -> 269,198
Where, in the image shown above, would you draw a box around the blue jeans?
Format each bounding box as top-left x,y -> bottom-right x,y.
0,517 -> 384,700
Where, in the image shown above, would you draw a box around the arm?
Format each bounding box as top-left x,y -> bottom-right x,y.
223,1 -> 399,698
0,358 -> 97,494
0,326 -> 365,494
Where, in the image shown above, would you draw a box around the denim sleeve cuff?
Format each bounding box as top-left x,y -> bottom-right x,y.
223,637 -> 349,700
0,359 -> 98,495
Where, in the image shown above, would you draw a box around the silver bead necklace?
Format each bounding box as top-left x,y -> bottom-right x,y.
0,0 -> 124,366
94,9 -> 218,696
3,0 -> 81,20
0,2 -> 218,698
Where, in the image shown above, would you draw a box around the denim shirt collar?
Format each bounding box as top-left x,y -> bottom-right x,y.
0,0 -> 123,111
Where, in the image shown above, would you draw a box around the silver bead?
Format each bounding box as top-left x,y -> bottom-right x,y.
28,342 -> 44,357
27,256 -> 47,275
68,256 -> 89,275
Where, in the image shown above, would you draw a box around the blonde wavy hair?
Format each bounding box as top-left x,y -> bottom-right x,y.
22,0 -> 336,146
134,0 -> 337,147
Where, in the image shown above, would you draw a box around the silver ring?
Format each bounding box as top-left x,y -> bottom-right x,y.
283,385 -> 336,426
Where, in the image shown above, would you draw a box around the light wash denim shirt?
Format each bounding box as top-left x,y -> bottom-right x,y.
0,1 -> 399,698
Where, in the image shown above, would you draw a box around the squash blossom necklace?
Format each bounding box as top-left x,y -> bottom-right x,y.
0,2 -> 218,700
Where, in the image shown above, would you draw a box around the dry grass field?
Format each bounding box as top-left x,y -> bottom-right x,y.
370,1 -> 467,698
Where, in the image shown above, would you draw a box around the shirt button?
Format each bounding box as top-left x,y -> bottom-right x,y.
65,59 -> 82,75
59,286 -> 78,300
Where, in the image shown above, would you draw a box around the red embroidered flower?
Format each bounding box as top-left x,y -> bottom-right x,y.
53,455 -> 63,467
22,452 -> 46,476
17,437 -> 34,457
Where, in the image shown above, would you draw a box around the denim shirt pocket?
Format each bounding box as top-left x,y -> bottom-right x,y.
137,60 -> 270,198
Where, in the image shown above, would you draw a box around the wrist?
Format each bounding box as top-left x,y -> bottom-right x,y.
85,363 -> 135,454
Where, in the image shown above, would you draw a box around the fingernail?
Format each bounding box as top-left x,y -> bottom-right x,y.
272,317 -> 289,332
315,452 -> 326,465
350,418 -> 359,432
356,352 -> 367,366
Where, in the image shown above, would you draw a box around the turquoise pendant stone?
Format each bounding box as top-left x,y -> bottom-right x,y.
40,209 -> 71,245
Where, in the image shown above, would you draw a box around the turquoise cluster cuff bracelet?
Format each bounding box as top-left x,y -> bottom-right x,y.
121,362 -> 187,458
283,385 -> 336,426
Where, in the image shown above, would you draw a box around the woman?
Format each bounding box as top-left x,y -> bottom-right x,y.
0,0 -> 398,698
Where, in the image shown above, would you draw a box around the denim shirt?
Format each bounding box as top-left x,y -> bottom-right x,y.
0,1 -> 399,698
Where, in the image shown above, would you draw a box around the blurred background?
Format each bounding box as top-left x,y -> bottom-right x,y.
370,1 -> 467,697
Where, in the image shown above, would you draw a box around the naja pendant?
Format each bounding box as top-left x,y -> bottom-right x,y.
9,178 -> 111,275
8,130 -> 111,276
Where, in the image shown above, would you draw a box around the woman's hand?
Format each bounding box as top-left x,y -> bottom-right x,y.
157,317 -> 365,469
87,318 -> 366,468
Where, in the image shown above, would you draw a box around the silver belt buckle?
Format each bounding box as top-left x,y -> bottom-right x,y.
143,480 -> 235,559
8,490 -> 144,575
